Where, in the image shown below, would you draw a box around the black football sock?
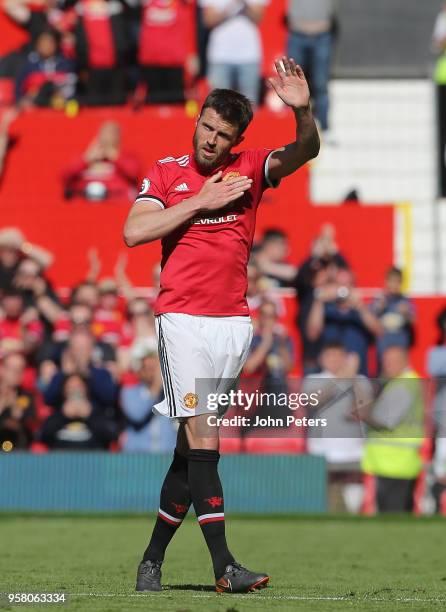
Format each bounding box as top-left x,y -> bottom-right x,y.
188,449 -> 235,579
143,450 -> 190,562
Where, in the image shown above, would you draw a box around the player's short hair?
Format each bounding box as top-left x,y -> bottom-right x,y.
201,89 -> 253,135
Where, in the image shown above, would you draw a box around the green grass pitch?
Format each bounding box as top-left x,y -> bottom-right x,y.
2,514 -> 446,611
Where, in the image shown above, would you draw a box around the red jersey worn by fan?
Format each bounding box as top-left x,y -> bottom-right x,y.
139,0 -> 193,67
134,150 -> 278,316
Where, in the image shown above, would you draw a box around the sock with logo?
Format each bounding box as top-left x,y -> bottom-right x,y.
143,450 -> 190,562
188,449 -> 235,579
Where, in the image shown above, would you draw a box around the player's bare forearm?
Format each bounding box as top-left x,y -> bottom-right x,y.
267,58 -> 320,181
268,106 -> 320,182
123,197 -> 202,247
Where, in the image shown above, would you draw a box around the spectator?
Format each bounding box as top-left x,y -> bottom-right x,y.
0,228 -> 54,294
427,308 -> 446,432
65,0 -> 132,106
303,343 -> 373,513
253,228 -> 297,288
62,121 -> 141,201
360,346 -> 424,513
432,419 -> 446,513
40,303 -> 116,371
199,0 -> 268,105
0,353 -> 35,450
120,339 -> 176,452
295,224 -> 349,374
90,278 -> 125,347
70,281 -> 100,310
40,373 -> 117,449
15,29 -> 76,107
369,267 -> 415,368
40,328 -> 117,416
432,3 -> 446,81
0,289 -> 43,358
0,0 -> 70,78
286,0 -> 336,135
246,259 -> 285,320
306,268 -> 381,375
246,261 -> 265,314
427,307 -> 446,498
118,297 -> 156,374
137,0 -> 196,104
13,257 -> 62,343
244,299 -> 294,397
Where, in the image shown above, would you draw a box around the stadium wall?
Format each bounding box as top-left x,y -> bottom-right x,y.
0,453 -> 327,513
0,107 -> 394,288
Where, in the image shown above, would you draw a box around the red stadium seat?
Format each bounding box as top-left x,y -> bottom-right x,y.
30,441 -> 49,453
0,79 -> 14,106
243,432 -> 306,454
413,470 -> 426,516
219,437 -> 242,454
361,473 -> 376,515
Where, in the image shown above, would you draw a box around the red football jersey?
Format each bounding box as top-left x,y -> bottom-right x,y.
138,0 -> 192,67
134,150 -> 278,316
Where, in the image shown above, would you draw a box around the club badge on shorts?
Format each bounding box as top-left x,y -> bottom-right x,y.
183,393 -> 199,409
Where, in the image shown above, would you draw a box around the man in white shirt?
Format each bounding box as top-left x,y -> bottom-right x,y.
199,0 -> 268,105
303,342 -> 373,512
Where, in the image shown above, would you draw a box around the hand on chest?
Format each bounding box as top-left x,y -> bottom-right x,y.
165,169 -> 256,214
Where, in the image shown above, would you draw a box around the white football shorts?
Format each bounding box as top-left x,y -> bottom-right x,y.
153,313 -> 253,419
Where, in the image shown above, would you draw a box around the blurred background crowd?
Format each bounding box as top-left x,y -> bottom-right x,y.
2,0 -> 446,516
0,0 -> 338,132
1,222 -> 446,515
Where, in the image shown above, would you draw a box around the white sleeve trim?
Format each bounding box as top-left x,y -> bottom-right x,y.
133,196 -> 165,209
264,149 -> 281,189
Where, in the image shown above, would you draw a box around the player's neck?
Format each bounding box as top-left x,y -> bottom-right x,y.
191,152 -> 234,176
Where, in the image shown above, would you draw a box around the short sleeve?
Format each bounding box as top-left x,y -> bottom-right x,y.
245,149 -> 281,195
134,162 -> 166,209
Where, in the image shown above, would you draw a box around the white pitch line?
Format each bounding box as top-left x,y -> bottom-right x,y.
61,592 -> 446,604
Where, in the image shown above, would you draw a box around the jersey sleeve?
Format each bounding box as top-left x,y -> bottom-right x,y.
248,149 -> 281,193
134,162 -> 166,209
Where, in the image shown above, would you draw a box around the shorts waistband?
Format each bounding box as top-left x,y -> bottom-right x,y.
157,313 -> 251,323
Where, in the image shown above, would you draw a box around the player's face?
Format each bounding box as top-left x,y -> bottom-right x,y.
193,108 -> 243,172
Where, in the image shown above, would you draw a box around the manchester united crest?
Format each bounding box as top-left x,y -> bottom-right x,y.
183,393 -> 199,409
222,171 -> 241,181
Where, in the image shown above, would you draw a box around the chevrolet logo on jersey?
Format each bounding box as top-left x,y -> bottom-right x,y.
191,214 -> 238,225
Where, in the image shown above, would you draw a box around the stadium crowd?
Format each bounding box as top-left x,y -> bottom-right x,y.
1,223 -> 446,514
1,2 -> 446,516
0,0 -> 335,131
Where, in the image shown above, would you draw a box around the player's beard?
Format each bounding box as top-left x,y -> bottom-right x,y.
192,131 -> 229,173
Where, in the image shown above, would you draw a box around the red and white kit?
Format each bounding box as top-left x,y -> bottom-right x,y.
134,150 -> 278,418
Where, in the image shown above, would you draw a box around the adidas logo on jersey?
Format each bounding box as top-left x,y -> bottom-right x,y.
175,183 -> 189,192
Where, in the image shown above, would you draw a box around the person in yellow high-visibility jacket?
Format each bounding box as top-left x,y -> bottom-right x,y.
358,346 -> 424,513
